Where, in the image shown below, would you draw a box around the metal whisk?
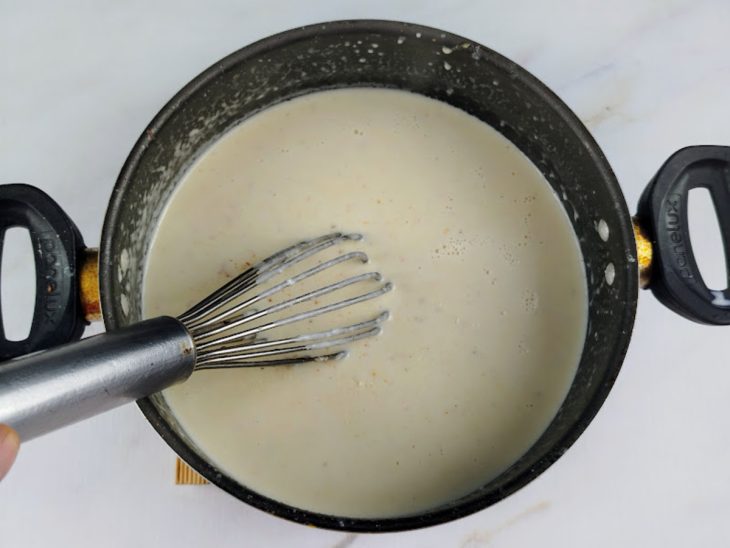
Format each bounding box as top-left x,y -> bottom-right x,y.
0,233 -> 391,441
183,232 -> 391,369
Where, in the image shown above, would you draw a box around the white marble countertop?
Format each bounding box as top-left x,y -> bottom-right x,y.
2,1 -> 730,546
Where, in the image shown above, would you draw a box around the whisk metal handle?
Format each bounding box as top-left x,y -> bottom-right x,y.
0,316 -> 195,441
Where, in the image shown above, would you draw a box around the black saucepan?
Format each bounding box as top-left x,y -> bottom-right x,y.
2,20 -> 729,532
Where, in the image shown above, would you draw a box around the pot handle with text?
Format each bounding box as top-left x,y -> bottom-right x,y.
637,146 -> 730,325
0,184 -> 88,359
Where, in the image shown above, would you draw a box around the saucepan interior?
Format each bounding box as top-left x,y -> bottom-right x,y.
99,20 -> 637,531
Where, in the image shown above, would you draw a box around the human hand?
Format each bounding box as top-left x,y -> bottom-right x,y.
0,424 -> 19,480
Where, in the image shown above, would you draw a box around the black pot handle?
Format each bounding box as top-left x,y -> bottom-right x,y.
0,184 -> 87,359
637,145 -> 730,325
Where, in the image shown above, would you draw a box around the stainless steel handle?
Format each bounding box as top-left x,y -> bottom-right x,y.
0,316 -> 196,441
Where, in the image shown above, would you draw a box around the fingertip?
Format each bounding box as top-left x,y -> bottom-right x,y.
0,424 -> 20,480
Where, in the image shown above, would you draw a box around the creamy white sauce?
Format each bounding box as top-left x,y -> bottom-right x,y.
143,88 -> 587,518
